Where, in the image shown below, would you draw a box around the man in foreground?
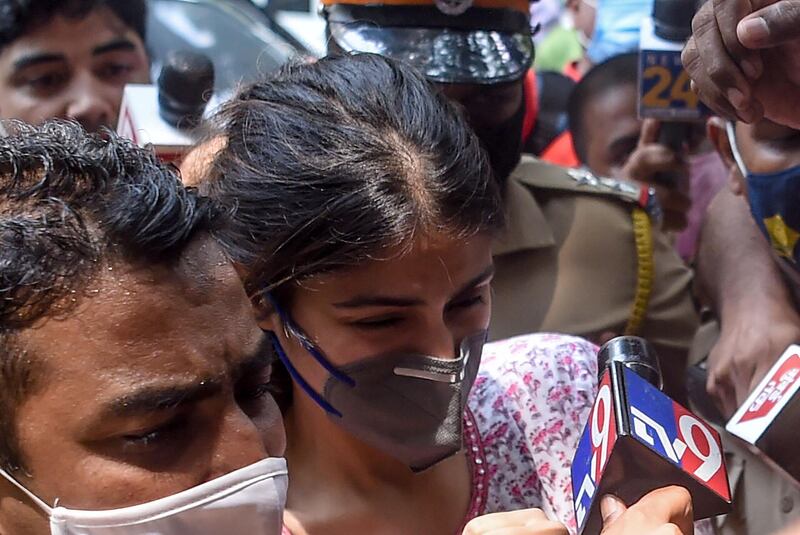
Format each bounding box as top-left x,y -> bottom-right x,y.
0,120 -> 286,534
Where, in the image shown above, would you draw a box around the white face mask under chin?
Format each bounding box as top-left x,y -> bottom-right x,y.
0,457 -> 288,535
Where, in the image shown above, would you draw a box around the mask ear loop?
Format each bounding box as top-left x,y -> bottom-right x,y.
263,292 -> 354,417
263,293 -> 353,386
0,468 -> 53,514
268,332 -> 343,417
726,121 -> 749,179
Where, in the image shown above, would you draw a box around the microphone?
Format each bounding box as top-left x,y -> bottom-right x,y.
117,50 -> 215,164
726,344 -> 800,485
571,337 -> 732,535
638,0 -> 706,186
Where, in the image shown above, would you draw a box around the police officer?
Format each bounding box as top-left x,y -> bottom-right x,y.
323,0 -> 698,397
325,0 -> 578,166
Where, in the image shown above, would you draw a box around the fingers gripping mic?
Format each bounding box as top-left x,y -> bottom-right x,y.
571,337 -> 732,535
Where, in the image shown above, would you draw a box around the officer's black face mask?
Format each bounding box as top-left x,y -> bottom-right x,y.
437,79 -> 526,188
472,99 -> 526,186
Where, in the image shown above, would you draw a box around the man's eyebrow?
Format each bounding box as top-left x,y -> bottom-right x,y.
10,37 -> 136,72
332,264 -> 495,309
104,378 -> 224,417
12,53 -> 65,71
93,38 -> 137,57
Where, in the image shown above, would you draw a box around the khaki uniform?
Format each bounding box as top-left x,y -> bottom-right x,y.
716,436 -> 800,535
491,156 -> 699,361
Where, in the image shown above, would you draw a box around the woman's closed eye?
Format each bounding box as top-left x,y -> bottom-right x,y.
350,314 -> 404,330
447,293 -> 486,311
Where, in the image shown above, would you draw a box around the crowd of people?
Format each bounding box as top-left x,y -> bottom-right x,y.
0,0 -> 799,534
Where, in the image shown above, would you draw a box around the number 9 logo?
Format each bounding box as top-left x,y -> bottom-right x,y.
591,384 -> 612,481
678,414 -> 722,482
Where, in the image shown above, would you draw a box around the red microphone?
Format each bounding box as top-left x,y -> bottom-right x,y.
726,344 -> 800,486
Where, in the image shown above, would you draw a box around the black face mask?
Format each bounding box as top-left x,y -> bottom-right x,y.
473,99 -> 526,187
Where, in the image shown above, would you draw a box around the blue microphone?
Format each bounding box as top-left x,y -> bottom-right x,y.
571,337 -> 732,535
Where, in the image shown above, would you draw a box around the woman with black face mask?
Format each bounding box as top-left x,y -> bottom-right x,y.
195,53 -> 690,535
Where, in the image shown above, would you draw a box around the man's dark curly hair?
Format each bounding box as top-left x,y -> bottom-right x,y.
0,120 -> 217,472
0,0 -> 146,48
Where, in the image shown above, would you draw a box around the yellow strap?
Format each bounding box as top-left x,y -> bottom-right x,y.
624,208 -> 654,336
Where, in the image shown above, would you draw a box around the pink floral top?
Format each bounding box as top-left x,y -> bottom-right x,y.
461,333 -> 598,533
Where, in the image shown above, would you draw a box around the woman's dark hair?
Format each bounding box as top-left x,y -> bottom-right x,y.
202,53 -> 504,409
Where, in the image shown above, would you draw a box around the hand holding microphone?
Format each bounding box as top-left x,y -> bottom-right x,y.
682,0 -> 800,129
621,119 -> 691,231
600,486 -> 694,535
638,0 -> 706,190
461,487 -> 694,535
727,344 -> 800,484
571,337 -> 731,535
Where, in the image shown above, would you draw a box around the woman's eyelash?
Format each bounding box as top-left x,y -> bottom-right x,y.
449,294 -> 486,309
352,317 -> 402,329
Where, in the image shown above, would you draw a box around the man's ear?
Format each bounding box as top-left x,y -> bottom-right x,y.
251,292 -> 279,333
707,117 -> 746,196
233,262 -> 279,332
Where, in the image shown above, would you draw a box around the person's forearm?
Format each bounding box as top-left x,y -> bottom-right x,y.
696,188 -> 793,316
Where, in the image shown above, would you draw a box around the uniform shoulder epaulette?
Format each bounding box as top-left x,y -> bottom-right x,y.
511,156 -> 662,223
511,156 -> 659,336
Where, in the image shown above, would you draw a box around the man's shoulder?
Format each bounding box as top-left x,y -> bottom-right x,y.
510,156 -> 660,218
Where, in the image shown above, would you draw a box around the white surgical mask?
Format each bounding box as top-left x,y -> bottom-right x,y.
0,457 -> 288,535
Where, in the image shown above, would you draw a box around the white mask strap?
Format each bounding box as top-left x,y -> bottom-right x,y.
726,121 -> 749,178
0,467 -> 53,513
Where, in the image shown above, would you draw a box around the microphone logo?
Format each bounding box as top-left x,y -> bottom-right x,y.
626,371 -> 730,501
573,373 -> 618,528
737,352 -> 800,423
727,345 -> 800,483
117,100 -> 139,146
